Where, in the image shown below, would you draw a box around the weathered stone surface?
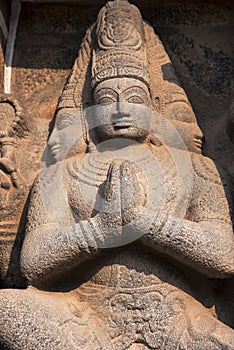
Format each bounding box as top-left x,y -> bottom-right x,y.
0,0 -> 233,349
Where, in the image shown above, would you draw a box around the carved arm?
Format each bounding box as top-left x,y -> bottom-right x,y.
20,159 -> 142,289
20,219 -> 106,289
139,155 -> 234,278
139,212 -> 234,278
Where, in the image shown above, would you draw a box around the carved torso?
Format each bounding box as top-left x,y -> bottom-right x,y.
29,143 -> 230,349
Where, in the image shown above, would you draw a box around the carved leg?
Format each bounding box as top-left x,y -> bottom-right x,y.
0,288 -> 112,350
179,296 -> 234,350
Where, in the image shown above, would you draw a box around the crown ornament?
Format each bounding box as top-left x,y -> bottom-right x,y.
91,0 -> 150,88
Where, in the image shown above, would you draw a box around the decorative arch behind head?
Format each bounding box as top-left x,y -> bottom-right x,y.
52,0 -> 202,157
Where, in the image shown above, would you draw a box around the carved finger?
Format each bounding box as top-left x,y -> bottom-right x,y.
119,160 -> 147,211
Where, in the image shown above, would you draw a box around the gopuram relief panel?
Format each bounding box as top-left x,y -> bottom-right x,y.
0,0 -> 233,349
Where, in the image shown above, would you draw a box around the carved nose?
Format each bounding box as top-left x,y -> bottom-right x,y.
48,130 -> 59,147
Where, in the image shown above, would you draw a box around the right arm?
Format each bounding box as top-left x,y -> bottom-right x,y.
20,172 -> 105,289
20,160 -> 138,289
21,219 -> 104,290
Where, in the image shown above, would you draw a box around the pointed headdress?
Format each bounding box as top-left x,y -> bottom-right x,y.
91,0 -> 150,89
56,0 -> 197,127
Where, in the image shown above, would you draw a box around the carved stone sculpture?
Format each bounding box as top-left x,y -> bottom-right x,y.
0,1 -> 233,349
0,95 -> 27,285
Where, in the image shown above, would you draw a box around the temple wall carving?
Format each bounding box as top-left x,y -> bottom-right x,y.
0,1 -> 233,348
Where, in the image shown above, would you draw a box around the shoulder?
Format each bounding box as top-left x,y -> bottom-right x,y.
35,157 -> 82,189
188,153 -> 232,225
190,153 -> 223,185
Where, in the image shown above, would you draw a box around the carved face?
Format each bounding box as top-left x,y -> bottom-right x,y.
0,103 -> 15,136
47,108 -> 85,161
171,120 -> 203,153
92,78 -> 151,143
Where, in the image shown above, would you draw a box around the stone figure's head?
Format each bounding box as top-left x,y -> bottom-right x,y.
47,106 -> 89,163
89,0 -> 153,144
0,95 -> 26,139
0,103 -> 16,138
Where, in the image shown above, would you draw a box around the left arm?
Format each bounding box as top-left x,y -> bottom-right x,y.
139,212 -> 234,278
138,155 -> 234,278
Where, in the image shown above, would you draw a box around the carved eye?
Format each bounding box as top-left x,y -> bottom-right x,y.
98,97 -> 115,105
127,96 -> 144,104
57,119 -> 73,130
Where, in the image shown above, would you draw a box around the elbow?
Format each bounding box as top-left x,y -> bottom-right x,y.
212,263 -> 234,279
20,246 -> 39,286
215,244 -> 234,278
20,252 -> 55,290
205,253 -> 234,279
20,237 -> 47,287
203,236 -> 234,279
